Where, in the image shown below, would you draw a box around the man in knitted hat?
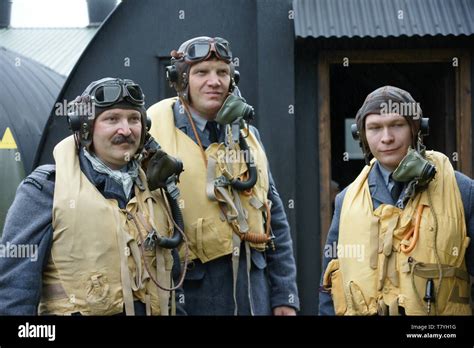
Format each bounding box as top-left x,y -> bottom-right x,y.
0,77 -> 183,315
319,85 -> 474,316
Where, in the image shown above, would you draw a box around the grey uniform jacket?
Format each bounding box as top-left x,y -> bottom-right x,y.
319,161 -> 474,315
0,149 -> 184,315
171,101 -> 300,315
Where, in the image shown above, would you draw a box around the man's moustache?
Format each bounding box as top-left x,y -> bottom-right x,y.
111,135 -> 136,145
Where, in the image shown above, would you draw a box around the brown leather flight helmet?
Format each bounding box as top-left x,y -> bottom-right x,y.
68,77 -> 148,151
165,36 -> 237,103
351,85 -> 429,164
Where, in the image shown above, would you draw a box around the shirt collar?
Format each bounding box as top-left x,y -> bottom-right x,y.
189,106 -> 220,133
188,108 -> 208,132
375,161 -> 393,187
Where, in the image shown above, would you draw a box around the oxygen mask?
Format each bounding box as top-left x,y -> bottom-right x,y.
215,94 -> 255,126
392,146 -> 436,186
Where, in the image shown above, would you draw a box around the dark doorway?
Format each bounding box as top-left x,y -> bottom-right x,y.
330,63 -> 456,191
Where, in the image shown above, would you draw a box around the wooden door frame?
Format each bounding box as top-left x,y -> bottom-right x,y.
318,49 -> 472,248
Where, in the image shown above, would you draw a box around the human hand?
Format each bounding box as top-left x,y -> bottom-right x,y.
273,306 -> 297,316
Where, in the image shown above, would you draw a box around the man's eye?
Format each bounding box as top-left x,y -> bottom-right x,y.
106,117 -> 116,122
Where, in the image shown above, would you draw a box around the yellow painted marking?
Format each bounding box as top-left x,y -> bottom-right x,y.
0,127 -> 18,149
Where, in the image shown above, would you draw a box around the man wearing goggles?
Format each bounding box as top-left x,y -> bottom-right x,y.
148,37 -> 299,316
178,37 -> 232,63
89,78 -> 145,108
0,77 -> 184,316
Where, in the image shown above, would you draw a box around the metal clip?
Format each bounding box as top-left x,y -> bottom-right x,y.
144,229 -> 158,250
267,238 -> 276,252
214,175 -> 231,187
165,175 -> 181,200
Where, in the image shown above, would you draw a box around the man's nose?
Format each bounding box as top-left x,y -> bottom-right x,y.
206,72 -> 221,86
116,120 -> 132,136
380,127 -> 394,143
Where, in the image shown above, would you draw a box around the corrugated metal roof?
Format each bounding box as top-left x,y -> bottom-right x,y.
0,27 -> 99,76
293,0 -> 474,38
0,46 -> 65,173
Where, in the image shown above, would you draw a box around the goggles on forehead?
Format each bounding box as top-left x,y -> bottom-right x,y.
89,79 -> 145,107
181,37 -> 232,63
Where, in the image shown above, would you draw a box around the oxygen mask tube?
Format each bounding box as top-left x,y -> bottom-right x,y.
142,134 -> 185,249
217,95 -> 275,247
180,92 -> 273,247
215,94 -> 258,191
126,133 -> 190,292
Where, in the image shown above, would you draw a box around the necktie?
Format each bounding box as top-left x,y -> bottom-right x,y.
206,121 -> 219,143
390,178 -> 404,203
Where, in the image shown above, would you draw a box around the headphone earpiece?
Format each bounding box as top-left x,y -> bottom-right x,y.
68,113 -> 81,132
420,117 -> 429,136
351,123 -> 360,141
67,98 -> 94,147
166,65 -> 178,83
233,70 -> 240,85
146,116 -> 152,131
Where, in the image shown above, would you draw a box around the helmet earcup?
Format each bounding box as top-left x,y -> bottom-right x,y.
68,113 -> 81,133
351,123 -> 359,141
166,65 -> 179,83
67,98 -> 93,148
420,118 -> 429,136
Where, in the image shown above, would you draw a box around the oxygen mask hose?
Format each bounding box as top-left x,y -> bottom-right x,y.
215,94 -> 258,191
139,134 -> 185,249
230,132 -> 258,191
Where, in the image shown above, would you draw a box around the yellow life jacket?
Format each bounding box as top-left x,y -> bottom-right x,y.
147,98 -> 270,263
39,136 -> 174,316
324,151 -> 471,315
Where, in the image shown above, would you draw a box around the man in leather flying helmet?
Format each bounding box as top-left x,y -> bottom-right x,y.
319,86 -> 474,316
148,36 -> 300,315
0,77 -> 184,315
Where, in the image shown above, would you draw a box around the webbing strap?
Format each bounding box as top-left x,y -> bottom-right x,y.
413,264 -> 470,282
215,186 -> 239,221
249,196 -> 263,210
123,219 -> 145,292
207,158 -> 241,223
155,245 -> 170,316
233,190 -> 249,233
145,294 -> 151,316
378,256 -> 387,291
369,216 -> 379,269
206,158 -> 219,201
378,217 -> 398,290
388,298 -> 400,316
377,299 -> 388,315
128,238 -> 144,291
245,242 -> 255,316
171,280 -> 176,316
383,216 -> 398,256
232,233 -> 241,316
114,210 -> 135,315
387,253 -> 399,287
